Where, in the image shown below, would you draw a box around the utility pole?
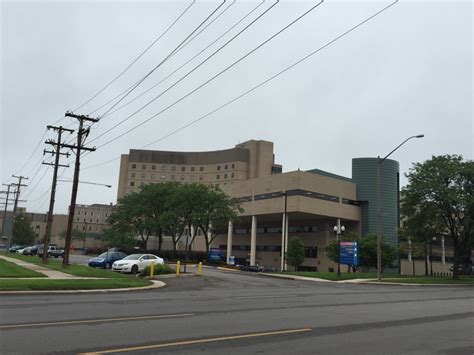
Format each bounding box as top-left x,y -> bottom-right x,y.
62,112 -> 98,267
7,175 -> 28,251
1,184 -> 12,238
42,125 -> 73,263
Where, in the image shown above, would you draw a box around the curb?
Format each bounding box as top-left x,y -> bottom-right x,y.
217,266 -> 240,272
359,281 -> 474,287
259,273 -> 338,284
0,280 -> 166,295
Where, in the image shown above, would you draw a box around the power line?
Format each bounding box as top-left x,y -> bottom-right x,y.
88,0 -> 279,145
101,0 -> 266,119
86,0 -> 238,118
83,0 -> 399,170
93,0 -> 324,149
97,0 -> 227,119
72,0 -> 197,113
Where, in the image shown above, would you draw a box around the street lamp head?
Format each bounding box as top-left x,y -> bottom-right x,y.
333,225 -> 338,233
415,134 -> 424,138
341,225 -> 346,232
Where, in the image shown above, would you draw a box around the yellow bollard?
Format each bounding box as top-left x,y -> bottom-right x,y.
197,262 -> 202,276
150,261 -> 155,278
176,261 -> 180,277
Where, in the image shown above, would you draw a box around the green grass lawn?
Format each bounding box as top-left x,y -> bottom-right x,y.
0,259 -> 46,278
282,271 -> 379,281
379,276 -> 474,285
3,253 -> 129,279
0,278 -> 152,291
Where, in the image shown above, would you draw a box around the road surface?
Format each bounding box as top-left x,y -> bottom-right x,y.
0,267 -> 472,354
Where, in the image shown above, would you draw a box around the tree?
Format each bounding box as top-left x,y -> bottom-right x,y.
104,224 -> 137,249
324,233 -> 397,272
195,184 -> 243,254
59,228 -> 86,242
286,237 -> 305,271
402,155 -> 474,279
12,214 -> 35,245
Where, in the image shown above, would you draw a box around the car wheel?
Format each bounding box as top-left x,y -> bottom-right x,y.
131,265 -> 139,274
105,262 -> 112,269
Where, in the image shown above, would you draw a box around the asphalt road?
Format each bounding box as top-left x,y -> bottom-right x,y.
0,267 -> 473,354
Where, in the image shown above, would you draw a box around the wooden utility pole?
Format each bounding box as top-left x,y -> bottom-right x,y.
1,184 -> 12,237
7,175 -> 28,250
62,112 -> 98,267
42,125 -> 73,263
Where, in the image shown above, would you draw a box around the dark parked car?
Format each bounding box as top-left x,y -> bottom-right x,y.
88,251 -> 128,269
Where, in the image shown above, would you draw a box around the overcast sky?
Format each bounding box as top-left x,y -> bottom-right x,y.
1,0 -> 472,215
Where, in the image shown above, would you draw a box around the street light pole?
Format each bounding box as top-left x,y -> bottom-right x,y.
333,219 -> 345,276
376,134 -> 424,281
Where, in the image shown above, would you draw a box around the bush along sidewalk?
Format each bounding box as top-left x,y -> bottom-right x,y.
140,264 -> 175,277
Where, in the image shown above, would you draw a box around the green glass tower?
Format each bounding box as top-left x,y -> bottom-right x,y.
352,158 -> 400,247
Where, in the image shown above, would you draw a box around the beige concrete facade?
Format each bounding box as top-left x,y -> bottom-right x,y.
73,203 -> 115,235
117,140 -> 281,200
0,210 -> 68,247
214,170 -> 361,271
114,139 -> 364,271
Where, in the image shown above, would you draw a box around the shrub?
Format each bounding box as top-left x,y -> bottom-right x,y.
140,263 -> 175,277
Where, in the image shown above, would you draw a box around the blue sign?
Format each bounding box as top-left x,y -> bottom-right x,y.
339,241 -> 359,266
208,248 -> 223,263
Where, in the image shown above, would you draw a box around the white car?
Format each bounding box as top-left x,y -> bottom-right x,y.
112,254 -> 164,274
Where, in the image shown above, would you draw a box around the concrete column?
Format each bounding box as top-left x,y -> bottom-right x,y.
250,215 -> 257,266
441,235 -> 446,264
408,237 -> 412,263
281,213 -> 286,271
226,220 -> 233,264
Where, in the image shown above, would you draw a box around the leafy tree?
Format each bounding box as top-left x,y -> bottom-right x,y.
59,228 -> 86,242
103,224 -> 137,249
12,214 -> 35,245
195,184 -> 243,254
286,237 -> 305,271
402,155 -> 474,279
325,233 -> 397,272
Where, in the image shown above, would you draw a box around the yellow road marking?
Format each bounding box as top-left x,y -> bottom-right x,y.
79,328 -> 312,354
0,313 -> 195,329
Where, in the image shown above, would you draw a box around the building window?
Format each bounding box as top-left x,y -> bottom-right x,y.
171,166 -> 176,171
171,175 -> 175,181
84,212 -> 87,216
304,247 -> 318,258
105,213 -> 108,217
225,164 -> 228,170
152,165 -> 156,170
181,166 -> 185,172
191,166 -> 195,172
142,164 -> 146,169
131,164 -> 136,169
96,220 -> 99,223
180,175 -> 185,180
217,165 -> 221,171
89,226 -> 92,231
90,219 -> 92,223
130,181 -> 135,187
83,226 -> 86,231
161,175 -> 166,180
78,211 -> 80,215
91,212 -> 93,216
224,174 -> 228,179
216,174 -> 220,180
200,166 -> 204,171
83,218 -> 86,222
232,163 -> 235,169
131,172 -> 136,178
199,175 -> 203,180
141,173 -> 145,179
76,218 -> 79,222
190,175 -> 195,181
231,172 -> 235,178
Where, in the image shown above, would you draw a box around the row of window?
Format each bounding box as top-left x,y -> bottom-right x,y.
77,211 -> 109,217
220,245 -> 318,258
76,218 -> 102,223
234,226 -> 320,234
75,224 -> 101,232
130,163 -> 236,172
129,172 -> 236,186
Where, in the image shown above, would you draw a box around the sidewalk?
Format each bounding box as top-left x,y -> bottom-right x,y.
0,255 -> 89,279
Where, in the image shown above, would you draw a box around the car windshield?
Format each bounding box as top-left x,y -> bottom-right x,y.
122,254 -> 142,260
98,252 -> 109,258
